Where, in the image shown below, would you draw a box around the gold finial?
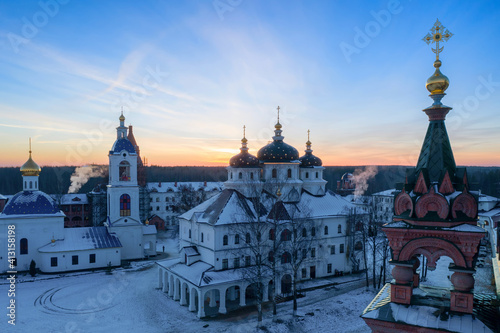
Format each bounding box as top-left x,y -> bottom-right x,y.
306,129 -> 311,146
241,125 -> 248,144
423,19 -> 453,95
276,187 -> 282,198
29,137 -> 32,155
119,108 -> 125,122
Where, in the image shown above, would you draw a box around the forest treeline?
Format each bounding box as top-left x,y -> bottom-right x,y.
0,165 -> 499,197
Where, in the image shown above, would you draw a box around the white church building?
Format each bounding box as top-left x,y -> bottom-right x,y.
0,113 -> 156,274
157,114 -> 365,318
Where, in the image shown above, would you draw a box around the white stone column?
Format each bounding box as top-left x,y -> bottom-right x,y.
168,276 -> 174,297
219,287 -> 227,314
239,285 -> 246,307
180,284 -> 187,305
174,279 -> 180,301
197,290 -> 206,318
189,288 -> 196,312
263,282 -> 269,302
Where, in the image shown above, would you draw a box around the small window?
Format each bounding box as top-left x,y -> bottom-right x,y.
51,257 -> 58,267
281,229 -> 291,241
222,259 -> 228,270
324,226 -> 329,235
245,256 -> 251,266
331,245 -> 335,255
327,264 -> 332,274
311,248 -> 316,258
72,255 -> 79,265
188,229 -> 191,238
245,233 -> 250,244
235,234 -> 240,244
234,258 -> 240,268
302,228 -> 307,237
302,268 -> 307,278
305,172 -> 309,179
269,229 -> 275,241
201,233 -> 204,242
238,172 -> 243,180
302,249 -> 307,259
20,238 -> 28,255
338,225 -> 342,234
281,252 -> 291,264
272,169 -> 277,178
30,181 -> 33,189
250,173 -> 254,180
311,227 -> 316,237
340,244 -> 345,253
89,254 -> 96,263
156,197 -> 160,202
315,172 -> 318,178
287,169 -> 292,178
223,235 -> 228,246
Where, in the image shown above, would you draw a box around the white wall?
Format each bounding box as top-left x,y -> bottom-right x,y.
39,248 -> 121,273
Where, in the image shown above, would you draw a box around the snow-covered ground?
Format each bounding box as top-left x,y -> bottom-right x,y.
0,260 -> 375,333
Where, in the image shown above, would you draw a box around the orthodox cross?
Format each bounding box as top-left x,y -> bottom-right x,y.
422,19 -> 453,60
277,105 -> 280,123
243,125 -> 246,138
307,129 -> 310,141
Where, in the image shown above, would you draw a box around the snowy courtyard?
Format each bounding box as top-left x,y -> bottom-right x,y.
0,260 -> 376,333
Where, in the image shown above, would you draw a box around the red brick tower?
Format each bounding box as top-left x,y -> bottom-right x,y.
362,20 -> 493,332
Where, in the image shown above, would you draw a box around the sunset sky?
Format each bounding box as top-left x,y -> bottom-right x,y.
0,1 -> 499,167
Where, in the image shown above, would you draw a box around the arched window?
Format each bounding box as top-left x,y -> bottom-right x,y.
238,172 -> 243,180
281,229 -> 291,241
201,233 -> 204,242
250,173 -> 254,180
246,233 -> 251,244
302,228 -> 307,237
316,172 -> 319,178
269,228 -> 275,241
338,225 -> 342,234
188,229 -> 191,238
20,238 -> 28,255
119,161 -> 131,181
156,197 -> 159,202
324,226 -> 329,235
281,252 -> 291,264
311,227 -> 316,237
24,181 -> 27,188
120,194 -> 131,216
35,181 -> 37,189
287,169 -> 292,178
272,169 -> 277,178
305,172 -> 309,179
235,234 -> 240,244
230,172 -> 233,179
223,235 -> 228,246
29,181 -> 32,189
268,251 -> 274,262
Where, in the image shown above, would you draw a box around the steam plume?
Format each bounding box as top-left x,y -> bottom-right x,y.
68,165 -> 106,193
353,166 -> 378,197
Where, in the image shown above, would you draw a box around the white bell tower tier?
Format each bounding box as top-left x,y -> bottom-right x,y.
106,112 -> 147,260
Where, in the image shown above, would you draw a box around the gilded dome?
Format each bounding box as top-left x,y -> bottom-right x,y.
426,60 -> 449,95
20,154 -> 41,176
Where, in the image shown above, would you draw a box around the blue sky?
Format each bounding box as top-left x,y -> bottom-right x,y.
0,0 -> 499,167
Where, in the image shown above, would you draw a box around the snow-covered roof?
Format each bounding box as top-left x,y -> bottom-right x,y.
142,225 -> 157,235
479,208 -> 500,218
147,182 -> 224,193
1,190 -> 61,216
385,221 -> 485,233
160,260 -> 213,286
372,189 -> 398,197
0,193 -> 6,200
362,284 -> 494,332
50,193 -> 89,205
291,191 -> 357,218
470,191 -> 500,203
39,227 -> 122,252
182,246 -> 199,257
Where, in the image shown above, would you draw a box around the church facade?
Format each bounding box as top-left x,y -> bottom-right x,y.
157,116 -> 366,318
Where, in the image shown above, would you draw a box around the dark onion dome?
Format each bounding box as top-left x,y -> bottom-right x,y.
110,138 -> 136,154
230,130 -> 260,167
230,152 -> 260,167
257,122 -> 299,162
299,133 -> 322,167
3,190 -> 60,215
300,153 -> 322,167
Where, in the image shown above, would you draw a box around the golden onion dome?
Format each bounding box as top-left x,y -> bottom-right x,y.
119,113 -> 125,122
426,60 -> 449,95
275,122 -> 282,130
20,153 -> 41,176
